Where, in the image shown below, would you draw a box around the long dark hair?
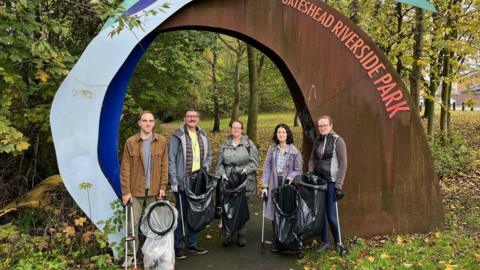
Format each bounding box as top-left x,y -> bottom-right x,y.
272,123 -> 293,144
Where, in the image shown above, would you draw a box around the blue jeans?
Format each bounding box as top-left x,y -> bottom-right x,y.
321,182 -> 341,245
174,191 -> 197,249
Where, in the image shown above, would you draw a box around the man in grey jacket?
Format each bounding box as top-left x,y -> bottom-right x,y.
169,109 -> 212,260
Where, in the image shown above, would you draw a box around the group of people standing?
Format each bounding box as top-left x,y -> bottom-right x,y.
120,109 -> 348,266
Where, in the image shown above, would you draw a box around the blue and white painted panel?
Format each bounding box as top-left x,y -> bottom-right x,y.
50,0 -> 193,245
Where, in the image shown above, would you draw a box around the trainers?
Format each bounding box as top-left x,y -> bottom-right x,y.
187,245 -> 208,255
121,256 -> 133,268
237,234 -> 246,247
271,245 -> 279,253
175,249 -> 187,260
316,243 -> 329,253
223,236 -> 234,247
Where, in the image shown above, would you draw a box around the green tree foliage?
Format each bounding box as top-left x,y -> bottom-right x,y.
329,0 -> 480,142
0,0 -> 122,206
128,31 -> 218,121
125,31 -> 293,135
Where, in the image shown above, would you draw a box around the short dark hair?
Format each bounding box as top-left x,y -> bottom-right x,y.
185,109 -> 200,117
229,120 -> 244,129
138,110 -> 154,120
272,123 -> 294,144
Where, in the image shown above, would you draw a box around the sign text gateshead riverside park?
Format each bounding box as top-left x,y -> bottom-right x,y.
281,0 -> 411,119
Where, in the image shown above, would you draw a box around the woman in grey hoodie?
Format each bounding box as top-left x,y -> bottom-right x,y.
216,120 -> 259,246
261,123 -> 303,252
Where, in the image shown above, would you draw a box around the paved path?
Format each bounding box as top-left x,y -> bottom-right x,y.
175,197 -> 301,270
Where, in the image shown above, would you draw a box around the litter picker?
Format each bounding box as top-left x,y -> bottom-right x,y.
125,200 -> 139,270
260,192 -> 268,254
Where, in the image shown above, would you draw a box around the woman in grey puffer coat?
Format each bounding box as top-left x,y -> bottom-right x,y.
261,123 -> 302,252
215,120 -> 259,246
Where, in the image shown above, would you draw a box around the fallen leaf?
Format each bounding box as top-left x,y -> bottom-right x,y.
75,217 -> 87,227
205,234 -> 212,240
83,231 -> 93,243
367,256 -> 375,262
434,232 -> 442,238
63,226 -> 75,238
444,263 -> 456,270
358,250 -> 367,258
380,252 -> 389,259
396,235 -> 404,244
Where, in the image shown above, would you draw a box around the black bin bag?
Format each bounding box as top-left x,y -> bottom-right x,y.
294,172 -> 327,239
221,171 -> 249,239
272,184 -> 304,251
185,168 -> 216,233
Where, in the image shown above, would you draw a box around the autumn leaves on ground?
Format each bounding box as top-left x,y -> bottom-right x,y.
0,111 -> 479,269
300,111 -> 480,270
163,111 -> 480,270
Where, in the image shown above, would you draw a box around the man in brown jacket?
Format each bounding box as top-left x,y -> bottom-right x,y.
120,111 -> 168,266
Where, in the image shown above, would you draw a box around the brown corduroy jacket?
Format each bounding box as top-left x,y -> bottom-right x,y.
120,132 -> 168,197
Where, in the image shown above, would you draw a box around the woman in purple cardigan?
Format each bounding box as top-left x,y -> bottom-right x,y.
261,123 -> 303,252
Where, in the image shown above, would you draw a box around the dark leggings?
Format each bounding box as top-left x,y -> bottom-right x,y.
321,182 -> 341,245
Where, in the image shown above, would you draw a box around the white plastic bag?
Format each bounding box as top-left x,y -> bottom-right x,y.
140,201 -> 178,270
142,233 -> 175,270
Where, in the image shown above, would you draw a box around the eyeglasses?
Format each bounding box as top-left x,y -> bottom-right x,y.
186,115 -> 199,119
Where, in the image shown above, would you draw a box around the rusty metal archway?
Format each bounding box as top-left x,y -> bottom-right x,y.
51,0 -> 443,241
156,0 -> 443,237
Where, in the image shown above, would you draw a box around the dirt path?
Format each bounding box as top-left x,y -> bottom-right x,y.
175,197 -> 301,270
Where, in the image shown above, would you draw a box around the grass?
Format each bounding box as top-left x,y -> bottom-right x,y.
162,112 -> 306,180
2,110 -> 479,269
163,110 -> 480,270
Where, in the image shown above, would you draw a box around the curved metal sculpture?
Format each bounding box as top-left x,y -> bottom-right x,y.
50,0 -> 443,245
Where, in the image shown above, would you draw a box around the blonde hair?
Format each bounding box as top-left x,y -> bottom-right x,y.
317,115 -> 333,126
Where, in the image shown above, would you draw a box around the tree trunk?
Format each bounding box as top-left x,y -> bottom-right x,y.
349,0 -> 361,24
395,3 -> 403,75
294,110 -> 300,127
211,52 -> 220,133
439,48 -> 449,143
229,45 -> 242,126
440,2 -> 456,144
409,7 -> 423,111
426,91 -> 435,137
423,99 -> 429,119
447,65 -> 453,138
427,68 -> 437,137
246,45 -> 258,144
425,12 -> 442,126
